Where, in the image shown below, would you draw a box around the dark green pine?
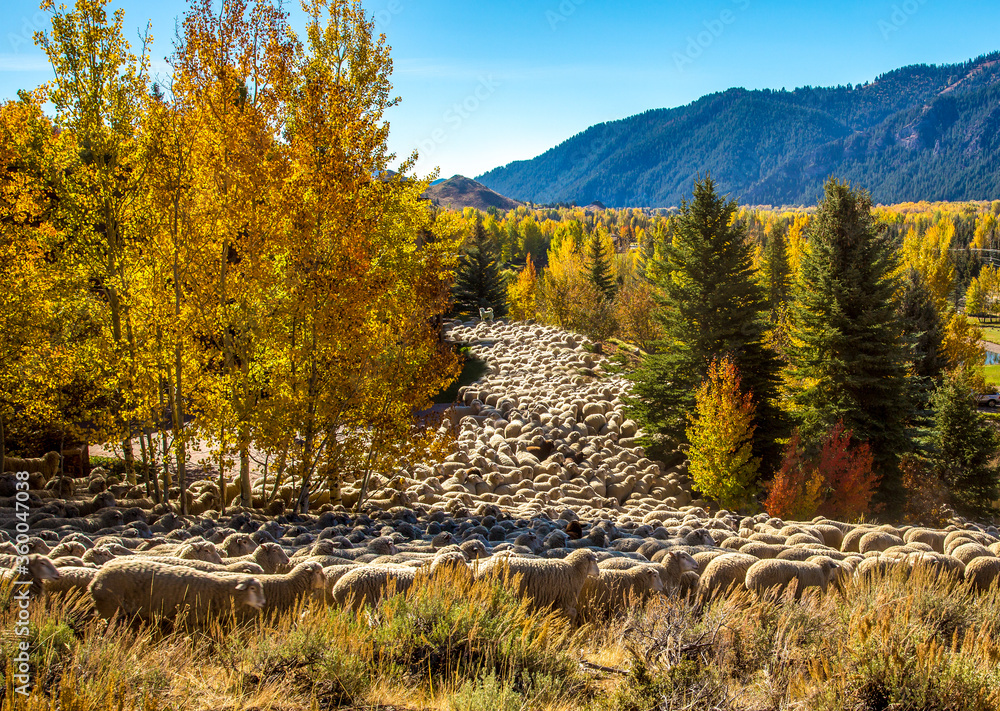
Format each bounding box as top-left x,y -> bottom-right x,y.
626,177 -> 785,472
785,178 -> 912,513
452,214 -> 508,318
586,231 -> 617,301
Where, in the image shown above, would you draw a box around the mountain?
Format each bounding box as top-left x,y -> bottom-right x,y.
422,175 -> 521,211
476,53 -> 1000,208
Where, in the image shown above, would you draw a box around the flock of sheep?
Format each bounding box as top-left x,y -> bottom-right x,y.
2,319 -> 1000,631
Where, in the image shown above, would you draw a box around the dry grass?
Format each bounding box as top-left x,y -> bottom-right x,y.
3,566 -> 1000,711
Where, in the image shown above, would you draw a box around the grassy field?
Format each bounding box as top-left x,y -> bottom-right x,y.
5,565 -> 1000,711
985,363 -> 1000,386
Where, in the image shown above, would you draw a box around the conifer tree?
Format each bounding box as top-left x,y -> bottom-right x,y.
627,177 -> 784,470
899,268 -> 946,381
785,178 -> 911,511
761,223 -> 791,316
452,214 -> 507,317
586,231 -> 616,301
929,368 -> 999,516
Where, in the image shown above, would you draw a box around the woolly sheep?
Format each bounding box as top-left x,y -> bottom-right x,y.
840,527 -> 873,553
853,556 -> 901,581
950,542 -> 993,566
48,541 -> 87,560
82,547 -> 119,566
579,566 -> 664,619
136,555 -> 265,574
697,553 -> 760,602
228,561 -> 325,619
3,451 -> 61,481
2,554 -> 60,597
331,565 -> 420,609
88,559 -> 264,626
965,556 -> 1000,592
220,533 -> 257,558
858,531 -> 904,555
475,547 -> 599,620
321,564 -> 361,604
903,528 -> 946,553
745,558 -> 841,599
43,566 -> 98,598
218,542 -> 290,574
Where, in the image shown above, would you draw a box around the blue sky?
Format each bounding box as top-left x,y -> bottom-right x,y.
2,0 -> 999,180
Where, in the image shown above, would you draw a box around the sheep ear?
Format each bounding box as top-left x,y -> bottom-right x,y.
235,582 -> 248,591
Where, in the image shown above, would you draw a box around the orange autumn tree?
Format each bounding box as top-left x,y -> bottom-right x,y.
765,421 -> 879,521
686,357 -> 760,510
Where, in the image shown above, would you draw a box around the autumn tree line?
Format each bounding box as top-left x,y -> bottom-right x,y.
452,182 -> 1000,521
0,0 -> 465,514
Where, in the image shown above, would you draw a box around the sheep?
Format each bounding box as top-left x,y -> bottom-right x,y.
475,547 -> 599,620
88,559 -> 264,627
43,566 -> 99,599
51,556 -> 94,568
697,553 -> 759,602
853,556 -> 902,581
228,561 -> 325,619
220,533 -> 257,558
331,565 -> 420,609
950,542 -> 993,566
965,556 -> 1000,592
222,542 -> 290,574
321,564 -> 361,604
174,541 -> 224,565
840,527 -> 874,553
48,541 -> 88,560
316,536 -> 398,561
82,547 -> 119,566
135,556 -> 265,574
2,554 -> 61,597
579,566 -> 664,620
3,451 -> 61,482
903,528 -> 946,553
745,558 -> 841,599
858,531 -> 904,554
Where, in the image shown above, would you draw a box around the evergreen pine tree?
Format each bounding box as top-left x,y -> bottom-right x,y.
899,268 -> 946,380
452,214 -> 507,317
785,179 -> 911,512
930,368 -> 999,516
626,177 -> 784,471
761,223 -> 791,317
586,231 -> 616,300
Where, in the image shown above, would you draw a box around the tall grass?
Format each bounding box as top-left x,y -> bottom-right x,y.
3,566 -> 999,710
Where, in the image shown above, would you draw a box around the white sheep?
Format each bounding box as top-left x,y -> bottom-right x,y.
474,547 -> 599,620
331,564 -> 420,609
88,559 -> 264,627
221,542 -> 290,574
2,554 -> 61,598
220,533 -> 258,558
697,553 -> 759,602
43,566 -> 98,598
579,566 -> 664,619
965,556 -> 1000,592
745,558 -> 841,599
228,561 -> 325,619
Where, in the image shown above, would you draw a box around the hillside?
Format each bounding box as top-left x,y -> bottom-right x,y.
422,174 -> 521,211
477,53 -> 1000,207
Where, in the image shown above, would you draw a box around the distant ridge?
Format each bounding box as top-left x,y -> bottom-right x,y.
422,175 -> 521,211
477,52 -> 1000,208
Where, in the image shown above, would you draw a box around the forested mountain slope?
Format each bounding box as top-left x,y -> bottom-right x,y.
477,53 -> 1000,207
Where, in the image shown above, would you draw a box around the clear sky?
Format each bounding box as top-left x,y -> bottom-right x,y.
2,0 -> 999,181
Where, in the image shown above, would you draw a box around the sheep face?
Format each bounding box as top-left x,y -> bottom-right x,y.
28,555 -> 61,582
672,551 -> 699,574
641,567 -> 665,593
305,562 -> 325,590
235,579 -> 266,609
